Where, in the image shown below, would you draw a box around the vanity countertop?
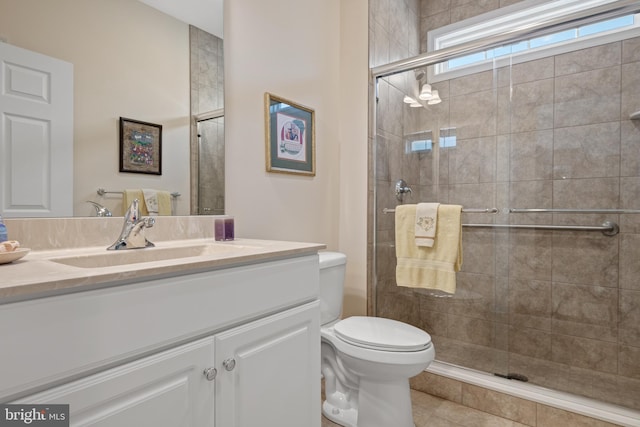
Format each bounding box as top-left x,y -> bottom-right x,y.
0,238 -> 325,303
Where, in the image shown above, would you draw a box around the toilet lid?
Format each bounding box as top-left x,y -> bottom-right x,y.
334,317 -> 431,352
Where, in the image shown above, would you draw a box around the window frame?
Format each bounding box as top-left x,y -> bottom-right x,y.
427,0 -> 640,83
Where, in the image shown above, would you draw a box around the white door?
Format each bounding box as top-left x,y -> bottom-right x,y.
0,42 -> 73,217
215,302 -> 321,427
14,337 -> 216,427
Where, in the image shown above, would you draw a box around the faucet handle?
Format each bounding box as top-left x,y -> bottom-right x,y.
395,179 -> 413,201
125,219 -> 155,248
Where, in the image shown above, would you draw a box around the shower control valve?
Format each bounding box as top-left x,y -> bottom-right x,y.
395,179 -> 413,201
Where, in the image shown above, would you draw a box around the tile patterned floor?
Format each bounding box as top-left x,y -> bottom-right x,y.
321,389 -> 530,427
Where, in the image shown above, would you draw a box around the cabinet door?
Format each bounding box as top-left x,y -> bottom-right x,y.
215,301 -> 320,427
14,337 -> 216,427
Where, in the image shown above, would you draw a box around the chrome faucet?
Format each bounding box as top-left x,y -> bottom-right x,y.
107,199 -> 155,250
86,201 -> 112,217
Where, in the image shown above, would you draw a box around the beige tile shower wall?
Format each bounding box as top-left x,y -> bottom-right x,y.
370,0 -> 640,412
190,26 -> 225,215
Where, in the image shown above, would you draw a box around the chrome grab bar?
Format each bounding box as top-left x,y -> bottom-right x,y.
465,222 -> 619,236
382,207 -> 620,236
509,208 -> 640,214
461,208 -> 500,213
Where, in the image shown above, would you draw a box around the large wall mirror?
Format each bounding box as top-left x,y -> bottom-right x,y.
0,0 -> 224,218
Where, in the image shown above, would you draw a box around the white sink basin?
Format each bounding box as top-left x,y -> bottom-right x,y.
50,244 -> 245,268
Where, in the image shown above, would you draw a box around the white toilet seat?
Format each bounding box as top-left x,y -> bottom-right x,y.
334,316 -> 431,352
321,318 -> 433,366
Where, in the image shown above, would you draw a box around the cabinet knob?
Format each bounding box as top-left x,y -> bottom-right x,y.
203,367 -> 217,381
223,358 -> 236,371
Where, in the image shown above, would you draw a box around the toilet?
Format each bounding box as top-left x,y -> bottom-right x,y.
319,251 -> 435,427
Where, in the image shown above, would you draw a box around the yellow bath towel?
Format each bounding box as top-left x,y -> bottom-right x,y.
123,190 -> 148,215
123,189 -> 172,216
156,191 -> 172,216
395,204 -> 463,294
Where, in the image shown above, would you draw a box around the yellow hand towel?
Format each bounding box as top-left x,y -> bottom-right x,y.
395,204 -> 463,294
123,190 -> 148,216
156,191 -> 172,215
415,202 -> 439,247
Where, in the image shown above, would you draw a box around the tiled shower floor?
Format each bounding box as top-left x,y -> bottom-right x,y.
321,389 -> 531,427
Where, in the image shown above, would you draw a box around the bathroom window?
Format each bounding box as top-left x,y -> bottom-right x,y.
439,128 -> 456,149
406,131 -> 434,153
405,128 -> 457,153
428,0 -> 640,82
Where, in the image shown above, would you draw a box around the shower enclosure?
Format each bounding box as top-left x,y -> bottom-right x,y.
371,0 -> 640,418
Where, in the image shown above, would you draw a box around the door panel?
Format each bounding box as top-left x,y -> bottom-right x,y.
0,43 -> 73,217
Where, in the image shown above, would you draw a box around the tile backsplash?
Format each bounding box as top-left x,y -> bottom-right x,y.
3,216 -> 216,251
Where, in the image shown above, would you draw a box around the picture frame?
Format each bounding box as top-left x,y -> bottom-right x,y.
119,117 -> 162,175
264,93 -> 315,176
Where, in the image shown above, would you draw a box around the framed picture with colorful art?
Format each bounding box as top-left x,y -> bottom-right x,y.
264,93 -> 315,176
119,117 -> 162,175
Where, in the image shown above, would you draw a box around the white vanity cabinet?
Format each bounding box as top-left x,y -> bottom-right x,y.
14,336 -> 217,426
1,253 -> 321,427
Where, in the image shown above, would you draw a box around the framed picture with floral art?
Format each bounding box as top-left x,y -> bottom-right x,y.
119,117 -> 162,175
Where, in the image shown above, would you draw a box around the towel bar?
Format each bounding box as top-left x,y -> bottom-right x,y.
97,188 -> 181,198
382,207 -> 498,214
382,208 -> 619,236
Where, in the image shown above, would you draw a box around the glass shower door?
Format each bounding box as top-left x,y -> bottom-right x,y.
373,63 -> 509,377
197,115 -> 225,215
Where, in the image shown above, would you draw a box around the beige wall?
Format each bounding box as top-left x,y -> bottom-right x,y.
0,0 -> 191,217
339,0 -> 369,317
225,0 -> 369,316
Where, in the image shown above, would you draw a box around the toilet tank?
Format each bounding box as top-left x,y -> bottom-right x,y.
319,251 -> 347,326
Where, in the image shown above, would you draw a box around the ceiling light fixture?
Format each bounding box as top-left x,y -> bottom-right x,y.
418,83 -> 432,100
427,90 -> 441,105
